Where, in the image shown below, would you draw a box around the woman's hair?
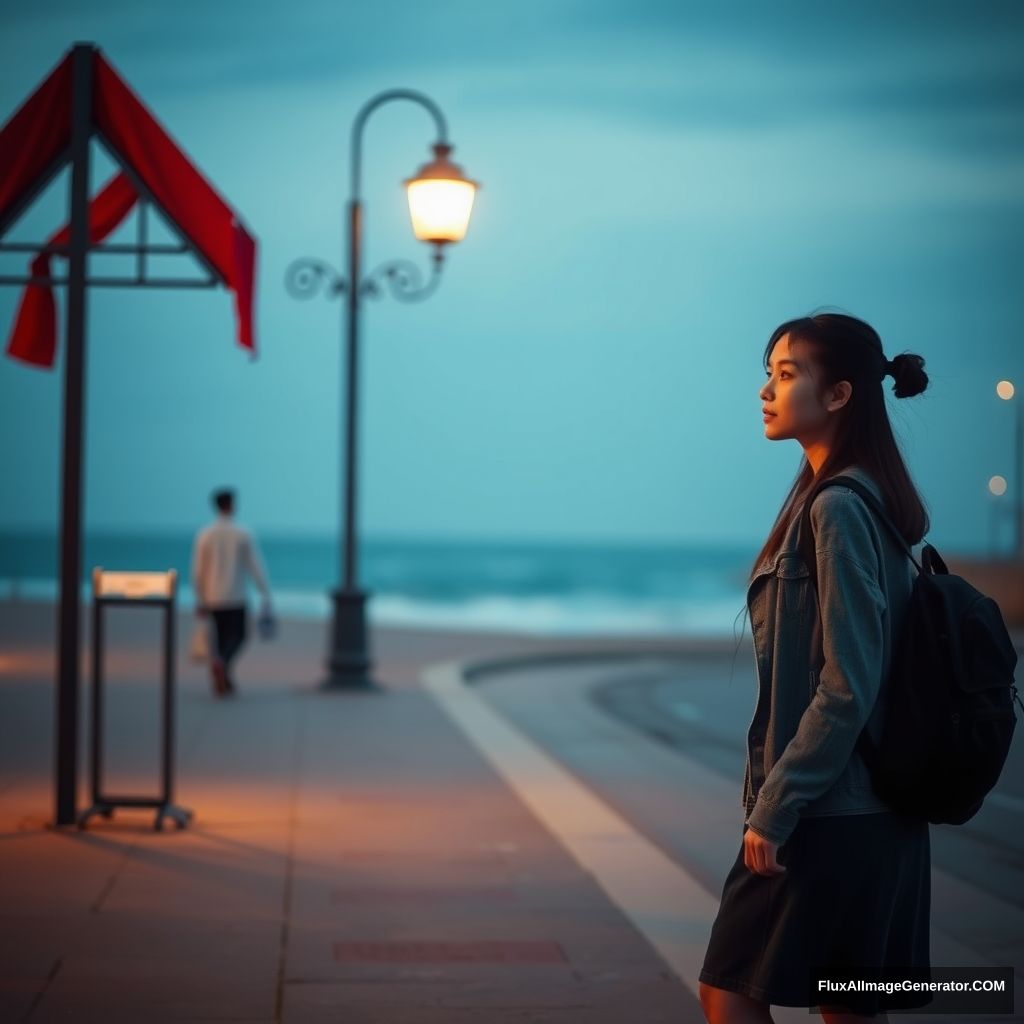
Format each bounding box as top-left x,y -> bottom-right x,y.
750,312 -> 929,579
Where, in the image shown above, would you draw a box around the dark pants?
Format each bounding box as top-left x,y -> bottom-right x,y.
210,606 -> 247,680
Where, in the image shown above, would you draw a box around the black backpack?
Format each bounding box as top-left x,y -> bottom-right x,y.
798,475 -> 1021,825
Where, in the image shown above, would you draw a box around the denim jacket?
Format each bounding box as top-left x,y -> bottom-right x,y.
742,465 -> 917,845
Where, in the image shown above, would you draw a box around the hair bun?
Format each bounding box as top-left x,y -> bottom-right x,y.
889,352 -> 928,398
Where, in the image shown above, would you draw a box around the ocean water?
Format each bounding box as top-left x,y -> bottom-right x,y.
0,530 -> 757,638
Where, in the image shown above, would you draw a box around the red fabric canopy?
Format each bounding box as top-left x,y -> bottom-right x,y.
0,54 -> 72,230
1,48 -> 256,367
7,173 -> 137,367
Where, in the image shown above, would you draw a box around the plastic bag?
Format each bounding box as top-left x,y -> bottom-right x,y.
189,620 -> 210,663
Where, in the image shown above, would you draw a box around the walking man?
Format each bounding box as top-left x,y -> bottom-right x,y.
191,488 -> 272,697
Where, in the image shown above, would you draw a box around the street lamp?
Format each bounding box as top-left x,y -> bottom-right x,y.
406,144 -> 477,244
995,380 -> 1022,559
286,91 -> 478,688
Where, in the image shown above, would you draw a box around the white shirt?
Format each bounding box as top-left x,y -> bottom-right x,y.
191,515 -> 271,609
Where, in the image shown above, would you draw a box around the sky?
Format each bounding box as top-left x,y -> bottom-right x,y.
1,0 -> 1022,554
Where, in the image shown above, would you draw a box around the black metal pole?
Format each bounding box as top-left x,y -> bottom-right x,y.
324,198 -> 370,687
90,570 -> 102,807
345,199 -> 361,592
162,577 -> 175,805
54,43 -> 94,826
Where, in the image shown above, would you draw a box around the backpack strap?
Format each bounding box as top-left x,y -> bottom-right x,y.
797,475 -> 924,772
797,474 -> 923,598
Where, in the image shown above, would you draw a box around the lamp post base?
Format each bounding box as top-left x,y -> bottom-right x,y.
323,588 -> 374,689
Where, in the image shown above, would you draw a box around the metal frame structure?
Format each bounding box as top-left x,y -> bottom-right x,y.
78,569 -> 192,832
0,43 -> 228,827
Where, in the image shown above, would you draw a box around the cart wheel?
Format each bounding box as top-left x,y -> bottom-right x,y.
154,817 -> 164,832
101,809 -> 114,819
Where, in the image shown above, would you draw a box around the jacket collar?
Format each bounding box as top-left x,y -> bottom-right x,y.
748,465 -> 882,586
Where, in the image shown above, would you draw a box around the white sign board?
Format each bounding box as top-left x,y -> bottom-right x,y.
94,569 -> 177,599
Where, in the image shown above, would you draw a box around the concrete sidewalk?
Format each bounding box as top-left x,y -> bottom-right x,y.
0,601 -> 715,1023
1,599 -> 1020,1022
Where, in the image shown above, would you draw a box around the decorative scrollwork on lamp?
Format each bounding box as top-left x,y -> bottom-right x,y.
284,258 -> 346,300
360,253 -> 443,303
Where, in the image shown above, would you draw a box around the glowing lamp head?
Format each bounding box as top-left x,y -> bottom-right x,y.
404,143 -> 479,245
990,475 -> 1008,497
996,380 -> 1015,401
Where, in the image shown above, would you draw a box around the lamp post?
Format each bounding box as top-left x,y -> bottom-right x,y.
287,91 -> 478,688
996,380 -> 1022,560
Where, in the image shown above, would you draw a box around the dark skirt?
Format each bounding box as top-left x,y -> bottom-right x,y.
699,812 -> 931,1016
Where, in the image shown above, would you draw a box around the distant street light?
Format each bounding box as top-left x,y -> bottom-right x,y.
287,91 -> 479,688
995,380 -> 1022,559
989,475 -> 1008,556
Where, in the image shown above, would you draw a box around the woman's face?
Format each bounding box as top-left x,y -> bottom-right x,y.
759,333 -> 831,443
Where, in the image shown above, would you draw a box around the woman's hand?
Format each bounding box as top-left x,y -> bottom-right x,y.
743,828 -> 786,876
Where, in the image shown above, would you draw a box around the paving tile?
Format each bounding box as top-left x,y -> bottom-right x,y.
31,955 -> 277,1022
281,969 -> 695,1023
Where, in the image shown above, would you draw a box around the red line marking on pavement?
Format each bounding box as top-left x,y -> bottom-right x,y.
337,850 -> 500,865
332,941 -> 568,964
330,886 -> 519,905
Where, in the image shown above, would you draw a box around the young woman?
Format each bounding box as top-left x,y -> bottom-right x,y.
698,313 -> 932,1023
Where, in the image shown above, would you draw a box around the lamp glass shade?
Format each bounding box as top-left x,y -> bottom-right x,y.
406,178 -> 476,244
